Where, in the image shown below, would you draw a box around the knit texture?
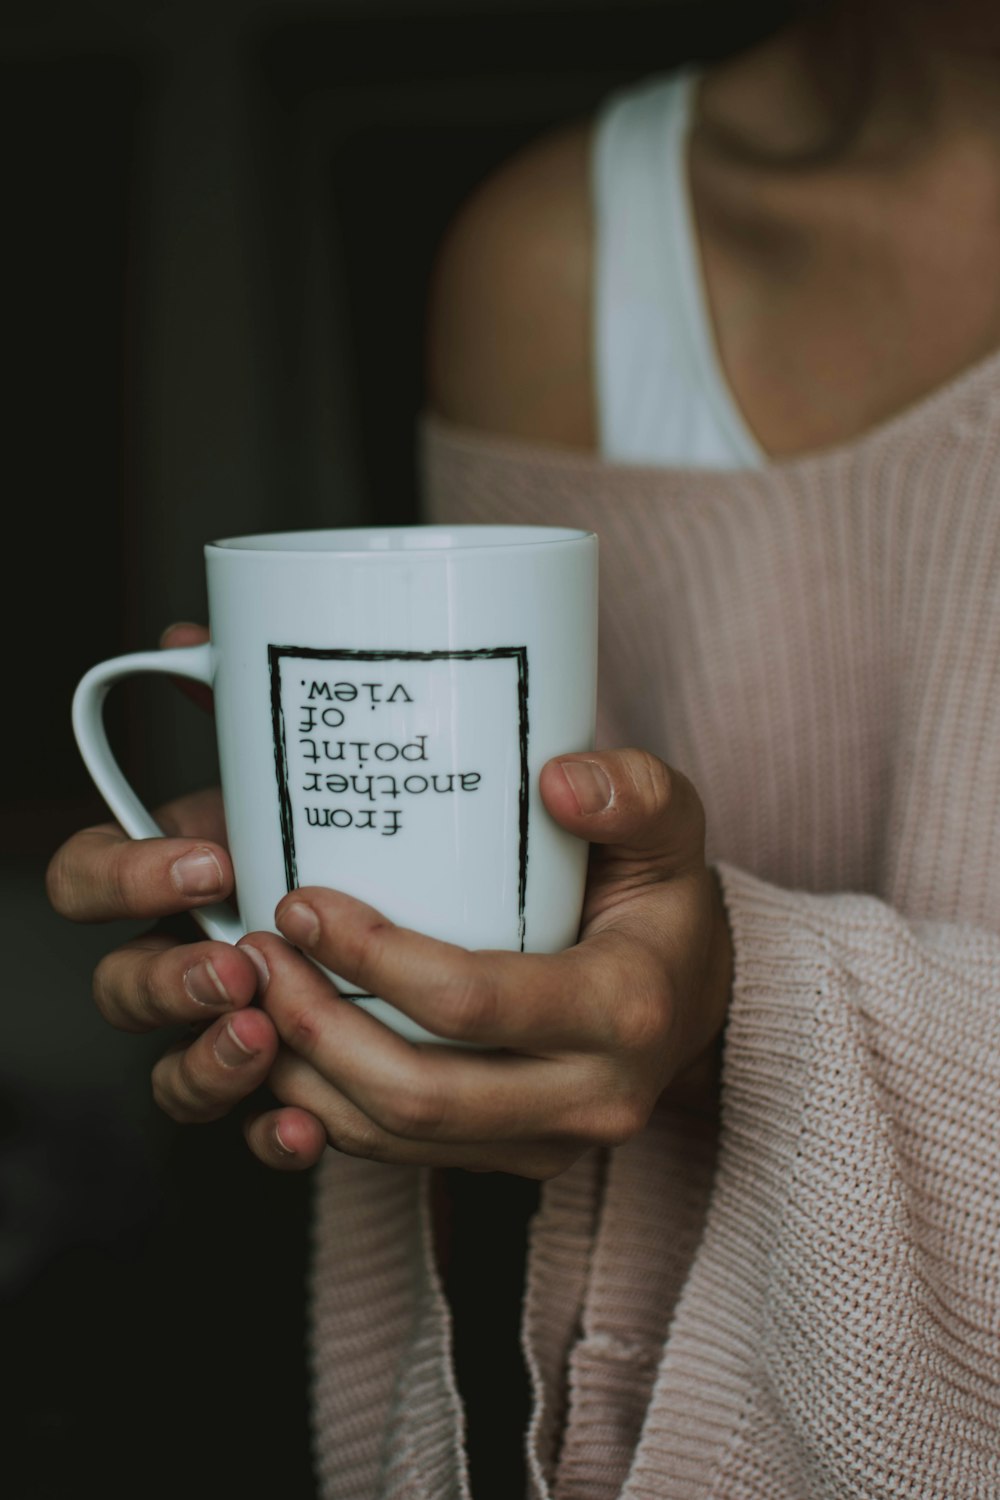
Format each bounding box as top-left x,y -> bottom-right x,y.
310,352 -> 1000,1497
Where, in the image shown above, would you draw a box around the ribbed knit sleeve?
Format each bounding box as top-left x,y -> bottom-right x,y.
309,1154 -> 469,1500
608,865 -> 1000,1497
512,870 -> 1000,1499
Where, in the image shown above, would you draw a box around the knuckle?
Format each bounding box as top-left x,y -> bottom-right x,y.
628,749 -> 673,814
108,842 -> 173,918
104,843 -> 142,914
266,1049 -> 299,1098
282,1004 -> 321,1058
613,995 -> 669,1056
561,1072 -> 649,1148
46,840 -> 90,917
151,1059 -> 190,1122
91,954 -> 143,1034
47,825 -> 129,918
173,1048 -> 225,1120
93,948 -> 171,1033
347,916 -> 393,991
615,753 -> 707,855
609,960 -> 671,1055
97,937 -> 180,1032
435,961 -> 497,1040
131,951 -> 167,1027
91,954 -> 121,1028
377,1074 -> 447,1139
595,1095 -> 650,1148
327,1117 -> 384,1161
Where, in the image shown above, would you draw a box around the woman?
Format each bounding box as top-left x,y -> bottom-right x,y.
48,1 -> 1000,1494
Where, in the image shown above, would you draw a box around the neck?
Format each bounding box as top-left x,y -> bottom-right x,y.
701,0 -> 1000,168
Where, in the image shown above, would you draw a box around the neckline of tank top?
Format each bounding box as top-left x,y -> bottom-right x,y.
421,334 -> 1000,483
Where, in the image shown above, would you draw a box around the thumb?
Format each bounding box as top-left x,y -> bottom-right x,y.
540,749 -> 706,875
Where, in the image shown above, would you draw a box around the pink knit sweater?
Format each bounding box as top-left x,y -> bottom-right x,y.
309,354 -> 1000,1498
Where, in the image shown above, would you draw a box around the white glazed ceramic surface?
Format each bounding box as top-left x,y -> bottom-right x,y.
73,526 -> 598,1043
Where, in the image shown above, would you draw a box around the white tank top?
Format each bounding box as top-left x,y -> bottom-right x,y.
592,71 -> 765,469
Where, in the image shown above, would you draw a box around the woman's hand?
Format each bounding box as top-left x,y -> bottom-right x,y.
239,750 -> 733,1177
46,624 -> 322,1152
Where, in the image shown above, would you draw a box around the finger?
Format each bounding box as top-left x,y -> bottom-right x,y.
539,750 -> 705,876
152,786 -> 228,845
160,621 -> 213,713
243,932 -> 646,1145
160,622 -> 209,648
242,1107 -> 328,1171
47,823 -> 233,922
151,1008 -> 278,1125
267,893 -> 638,1052
93,934 -> 260,1034
267,1050 -> 584,1179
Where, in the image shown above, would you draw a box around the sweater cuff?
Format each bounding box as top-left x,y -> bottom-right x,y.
713,863 -> 831,1207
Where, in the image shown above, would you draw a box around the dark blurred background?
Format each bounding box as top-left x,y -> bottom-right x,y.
4,1 -> 795,1494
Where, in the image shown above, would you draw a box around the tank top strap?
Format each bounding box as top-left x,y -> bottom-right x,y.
592,70 -> 764,469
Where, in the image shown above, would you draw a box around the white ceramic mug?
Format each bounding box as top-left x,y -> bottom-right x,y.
73,525 -> 598,1042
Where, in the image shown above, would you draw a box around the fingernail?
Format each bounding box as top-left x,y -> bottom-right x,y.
171,848 -> 224,897
274,1123 -> 296,1157
278,901 -> 320,949
214,1018 -> 258,1069
184,959 -> 230,1008
239,942 -> 270,994
558,759 -> 612,814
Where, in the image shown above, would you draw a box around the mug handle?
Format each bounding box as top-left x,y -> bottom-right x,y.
71,642 -> 243,945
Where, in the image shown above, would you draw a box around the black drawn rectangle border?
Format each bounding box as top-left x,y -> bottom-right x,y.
268,646 -> 531,995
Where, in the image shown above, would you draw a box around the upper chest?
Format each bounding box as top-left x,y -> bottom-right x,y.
691,137 -> 1000,460
589,417 -> 1000,921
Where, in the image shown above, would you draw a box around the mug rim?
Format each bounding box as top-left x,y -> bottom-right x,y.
206,524 -> 596,558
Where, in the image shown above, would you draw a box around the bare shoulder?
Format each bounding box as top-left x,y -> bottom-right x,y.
425,119 -> 596,449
